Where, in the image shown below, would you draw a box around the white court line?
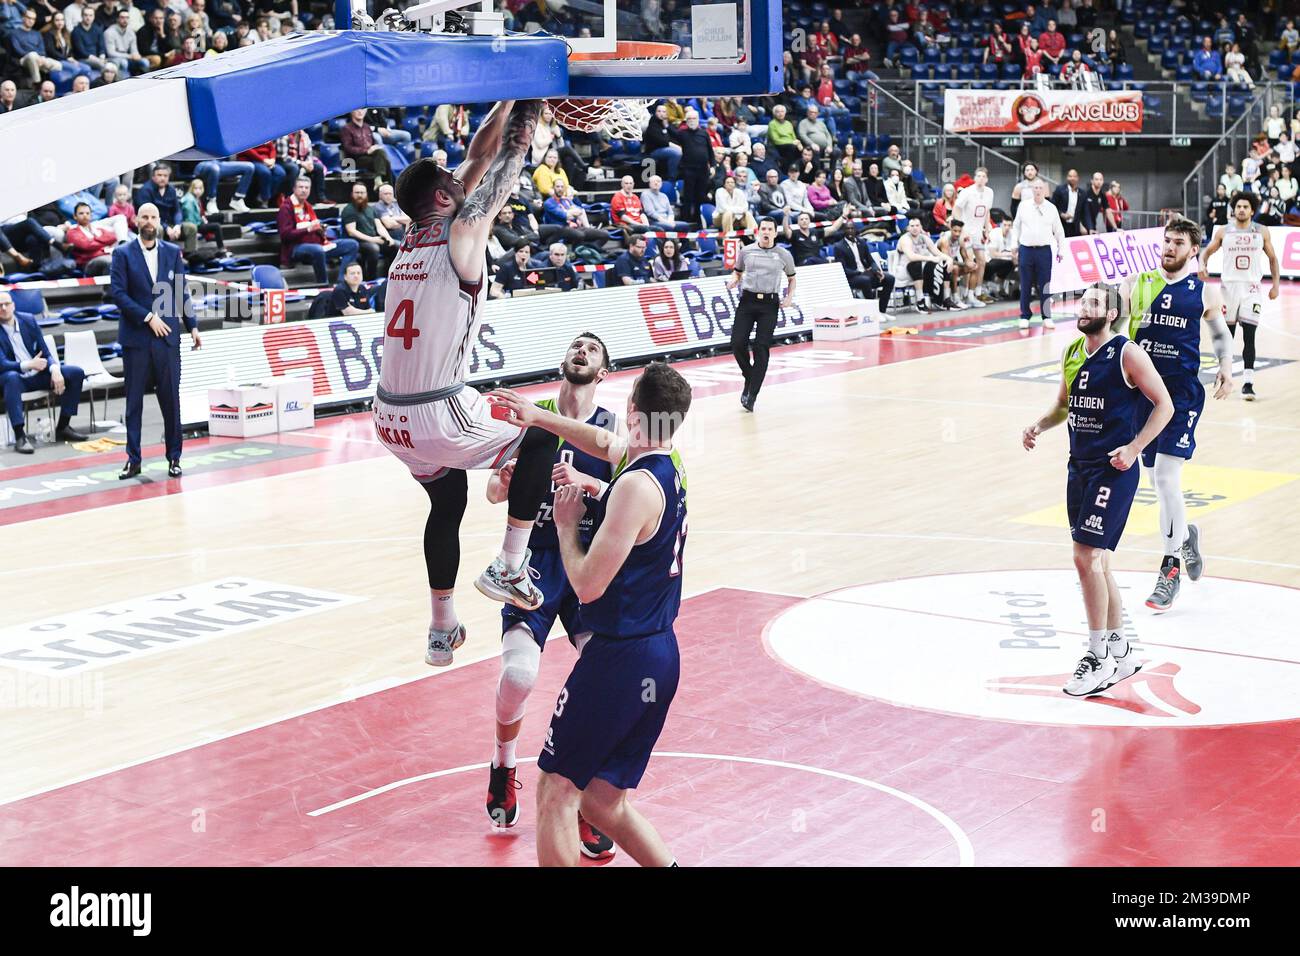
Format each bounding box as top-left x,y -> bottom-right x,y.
306,752 -> 976,867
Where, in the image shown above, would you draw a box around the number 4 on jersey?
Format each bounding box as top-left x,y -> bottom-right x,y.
387,299 -> 420,350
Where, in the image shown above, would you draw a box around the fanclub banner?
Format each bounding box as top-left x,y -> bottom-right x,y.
944,89 -> 1143,134
1205,224 -> 1300,278
178,263 -> 854,427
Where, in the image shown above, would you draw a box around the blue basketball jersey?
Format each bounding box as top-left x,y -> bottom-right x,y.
1127,270 -> 1205,381
579,450 -> 688,640
1062,334 -> 1139,462
529,399 -> 616,550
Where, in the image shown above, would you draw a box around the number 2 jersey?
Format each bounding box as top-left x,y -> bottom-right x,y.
1062,334 -> 1139,462
528,399 -> 617,551
580,450 -> 688,640
1126,269 -> 1206,381
378,216 -> 486,394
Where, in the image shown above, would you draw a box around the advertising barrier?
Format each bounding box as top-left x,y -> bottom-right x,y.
944,89 -> 1143,134
1051,226 -> 1166,293
178,263 -> 854,426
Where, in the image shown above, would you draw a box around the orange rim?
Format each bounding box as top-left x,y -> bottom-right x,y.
567,40 -> 682,61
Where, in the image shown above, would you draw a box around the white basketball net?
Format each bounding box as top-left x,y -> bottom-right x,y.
550,98 -> 656,140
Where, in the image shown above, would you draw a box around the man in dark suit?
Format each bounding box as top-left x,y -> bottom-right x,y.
110,202 -> 201,479
0,290 -> 88,453
1079,170 -> 1107,235
833,222 -> 895,315
1051,168 -> 1085,238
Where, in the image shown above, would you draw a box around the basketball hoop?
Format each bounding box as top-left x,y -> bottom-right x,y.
549,40 -> 682,141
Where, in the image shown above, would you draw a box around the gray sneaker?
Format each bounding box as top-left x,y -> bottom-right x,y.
474,549 -> 544,611
1145,565 -> 1181,612
1181,524 -> 1203,581
426,623 -> 466,667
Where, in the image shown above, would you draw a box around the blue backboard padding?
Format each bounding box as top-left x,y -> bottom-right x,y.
151,32 -> 568,157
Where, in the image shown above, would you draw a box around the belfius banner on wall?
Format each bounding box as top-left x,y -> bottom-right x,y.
943,89 -> 1143,134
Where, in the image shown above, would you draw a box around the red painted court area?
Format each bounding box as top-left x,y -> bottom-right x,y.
2,587 -> 1294,867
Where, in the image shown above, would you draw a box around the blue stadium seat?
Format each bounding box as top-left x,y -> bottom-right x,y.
1175,63 -> 1193,82
1095,64 -> 1111,79
1148,35 -> 1166,55
1206,94 -> 1225,117
1278,65 -> 1294,83
1134,21 -> 1152,40
1228,95 -> 1247,116
924,46 -> 941,65
957,63 -> 976,81
1269,49 -> 1287,69
1161,49 -> 1181,71
9,289 -> 47,321
899,46 -> 920,68
933,63 -> 955,80
318,142 -> 341,171
1190,81 -> 1210,103
1143,94 -> 1164,115
979,62 -> 998,81
1002,62 -> 1021,80
1115,63 -> 1135,82
1290,50 -> 1300,66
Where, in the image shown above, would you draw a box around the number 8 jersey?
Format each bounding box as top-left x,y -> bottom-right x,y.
379,217 -> 488,395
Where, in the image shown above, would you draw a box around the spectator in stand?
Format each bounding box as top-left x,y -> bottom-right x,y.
844,159 -> 870,214
137,6 -> 173,67
985,22 -> 1013,65
1022,37 -> 1045,78
178,178 -> 223,250
727,116 -> 753,156
704,114 -> 725,152
809,19 -> 838,68
33,78 -> 54,101
794,144 -> 820,184
109,183 -> 137,232
758,167 -> 791,225
713,96 -> 739,131
329,262 -> 371,316
165,31 -> 203,65
1265,104 -> 1285,145
9,7 -> 59,86
882,143 -> 903,176
931,181 -> 956,229
373,182 -> 409,244
1024,4 -> 1049,35
1235,13 -> 1260,74
104,7 -> 147,73
883,7 -> 910,68
714,175 -> 757,233
205,25 -> 227,55
805,168 -> 841,220
883,168 -> 911,214
1104,180 -> 1129,230
780,164 -> 816,220
642,102 -> 683,181
194,154 -> 255,214
542,243 -> 580,291
1224,42 -> 1253,88
1052,168 -> 1085,238
1038,19 -> 1065,67
843,33 -> 876,81
42,12 -> 87,79
828,167 -> 859,217
1281,19 -> 1299,55
899,159 -> 925,205
1258,190 -> 1283,226
1014,23 -> 1033,66
339,108 -> 392,185
542,180 -> 610,246
1076,0 -> 1097,31
784,211 -> 843,266
864,160 -> 892,212
136,163 -> 197,254
834,221 -> 894,312
1105,29 -> 1125,66
492,203 -> 537,251
1192,36 -> 1223,80
1221,163 -> 1244,195
765,103 -> 800,171
70,4 -> 106,70
747,141 -> 776,182
0,0 -> 28,35
1280,166 -> 1299,208
1060,48 -> 1091,85
1213,15 -> 1234,49
1277,131 -> 1297,165
65,200 -> 123,276
276,129 -> 325,205
490,240 -> 539,298
671,108 -> 715,226
641,175 -> 692,232
610,175 -> 652,235
1204,183 -> 1230,237
90,59 -> 119,87
235,140 -> 283,207
531,148 -> 569,199
651,237 -> 684,282
0,80 -> 26,115
278,178 -> 358,283
342,182 -> 397,281
1057,0 -> 1077,28
815,66 -> 852,134
612,234 -> 652,285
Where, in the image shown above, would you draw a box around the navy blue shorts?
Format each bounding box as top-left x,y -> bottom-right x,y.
501,547 -> 585,650
1067,456 -> 1141,552
537,629 -> 680,791
1140,374 -> 1205,467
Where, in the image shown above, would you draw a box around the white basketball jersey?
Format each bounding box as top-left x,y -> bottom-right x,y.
956,185 -> 994,232
378,217 -> 488,394
1220,222 -> 1266,283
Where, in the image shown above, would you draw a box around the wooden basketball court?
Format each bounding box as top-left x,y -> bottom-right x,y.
3,294 -> 1298,866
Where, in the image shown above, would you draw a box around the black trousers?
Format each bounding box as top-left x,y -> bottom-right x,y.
679,166 -> 712,225
847,270 -> 896,312
730,291 -> 780,400
123,339 -> 182,465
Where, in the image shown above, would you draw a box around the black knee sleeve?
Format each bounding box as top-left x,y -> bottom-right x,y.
1241,322 -> 1257,368
423,469 -> 467,590
507,425 -> 555,523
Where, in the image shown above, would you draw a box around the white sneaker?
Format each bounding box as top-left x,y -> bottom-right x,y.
205,198 -> 218,216
425,623 -> 466,667
1102,640 -> 1143,690
1063,652 -> 1117,697
965,292 -> 979,307
229,197 -> 250,213
1018,318 -> 1030,329
474,549 -> 544,611
1043,317 -> 1055,329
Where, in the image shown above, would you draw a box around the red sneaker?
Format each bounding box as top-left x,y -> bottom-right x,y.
578,812 -> 616,860
486,764 -> 521,828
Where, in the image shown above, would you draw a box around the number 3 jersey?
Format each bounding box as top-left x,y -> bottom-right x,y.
378,217 -> 487,395
1126,270 -> 1207,381
528,399 -> 617,551
580,450 -> 688,640
1063,334 -> 1139,462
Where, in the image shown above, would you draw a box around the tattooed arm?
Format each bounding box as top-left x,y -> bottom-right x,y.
454,101 -> 513,195
450,100 -> 542,284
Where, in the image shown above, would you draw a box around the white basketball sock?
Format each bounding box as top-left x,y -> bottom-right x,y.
1107,628 -> 1128,657
492,736 -> 517,770
1088,629 -> 1106,658
430,592 -> 457,632
1152,453 -> 1187,558
499,524 -> 531,572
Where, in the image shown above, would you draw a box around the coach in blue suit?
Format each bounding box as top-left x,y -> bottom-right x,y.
1,290 -> 88,453
110,202 -> 201,479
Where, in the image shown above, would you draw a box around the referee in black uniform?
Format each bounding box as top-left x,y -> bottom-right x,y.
727,218 -> 797,412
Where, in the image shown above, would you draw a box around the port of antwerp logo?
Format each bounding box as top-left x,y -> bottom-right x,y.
764,570 -> 1300,727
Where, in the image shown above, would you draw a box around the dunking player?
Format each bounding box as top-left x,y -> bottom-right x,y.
1198,191 -> 1279,401
373,99 -> 562,665
489,363 -> 691,867
483,333 -> 619,861
952,166 -> 996,306
1023,282 -> 1173,696
1116,217 -> 1235,612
